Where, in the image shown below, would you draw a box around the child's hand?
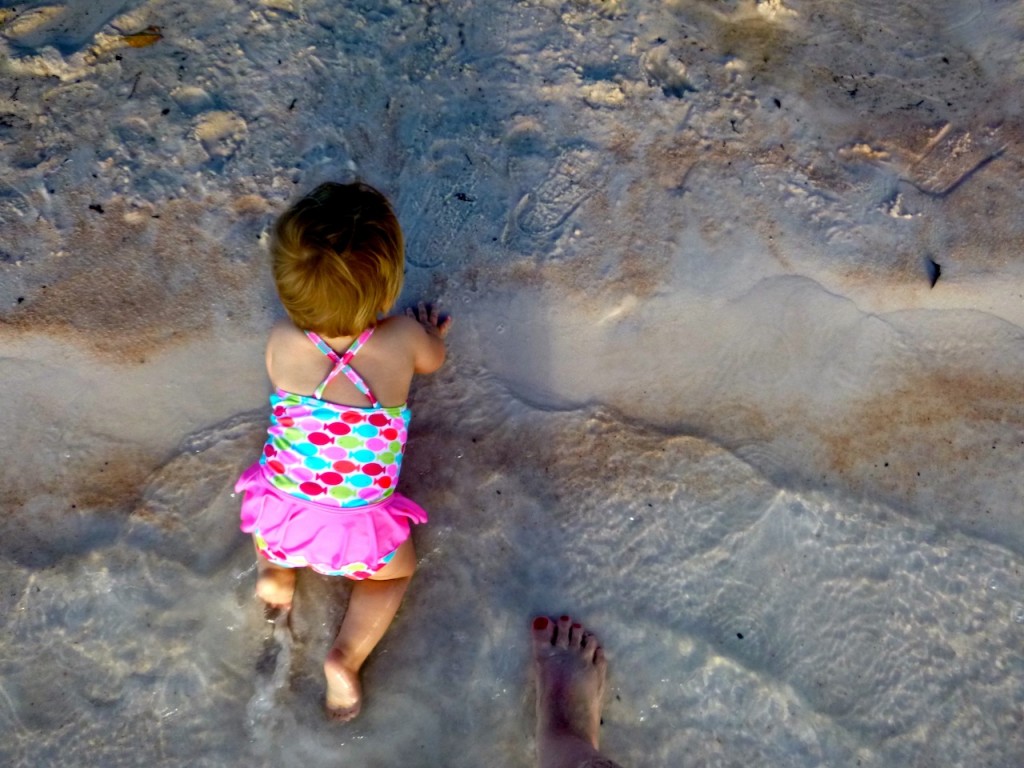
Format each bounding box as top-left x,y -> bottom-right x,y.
406,301 -> 453,339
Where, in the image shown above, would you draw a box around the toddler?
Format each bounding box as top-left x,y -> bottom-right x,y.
235,181 -> 451,721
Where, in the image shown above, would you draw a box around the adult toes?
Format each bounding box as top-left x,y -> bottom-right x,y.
532,616 -> 555,650
556,615 -> 573,648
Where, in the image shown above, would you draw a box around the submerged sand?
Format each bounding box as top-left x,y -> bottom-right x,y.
1,1 -> 1022,765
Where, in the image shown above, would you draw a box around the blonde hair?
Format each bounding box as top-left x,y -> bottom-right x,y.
270,182 -> 404,337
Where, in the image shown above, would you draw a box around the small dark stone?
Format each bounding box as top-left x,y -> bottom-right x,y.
737,633 -> 744,640
89,204 -> 104,214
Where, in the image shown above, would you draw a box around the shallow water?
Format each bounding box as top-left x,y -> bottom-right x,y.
1,0 -> 1023,766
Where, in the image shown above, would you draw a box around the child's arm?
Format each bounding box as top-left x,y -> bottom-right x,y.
404,301 -> 452,374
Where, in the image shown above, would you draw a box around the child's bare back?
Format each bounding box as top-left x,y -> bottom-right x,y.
266,308 -> 448,408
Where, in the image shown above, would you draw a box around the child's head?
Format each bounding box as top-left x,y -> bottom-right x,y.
271,182 -> 404,336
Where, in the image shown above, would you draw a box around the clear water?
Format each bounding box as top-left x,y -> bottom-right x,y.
1,0 -> 1022,765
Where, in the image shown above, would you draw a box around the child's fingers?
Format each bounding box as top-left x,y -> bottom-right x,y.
407,301 -> 450,334
437,316 -> 453,338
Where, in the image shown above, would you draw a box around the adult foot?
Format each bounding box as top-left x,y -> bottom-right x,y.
324,648 -> 362,721
255,566 -> 296,611
532,615 -> 607,751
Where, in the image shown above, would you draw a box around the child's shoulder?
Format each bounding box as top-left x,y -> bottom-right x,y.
373,314 -> 439,370
267,319 -> 307,350
375,314 -> 422,338
377,311 -> 447,374
370,315 -> 422,352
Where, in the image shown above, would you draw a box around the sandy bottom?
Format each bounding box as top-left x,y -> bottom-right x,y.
1,338 -> 1022,767
1,0 -> 1023,765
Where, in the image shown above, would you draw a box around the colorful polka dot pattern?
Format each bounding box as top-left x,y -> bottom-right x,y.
260,390 -> 410,507
252,530 -> 396,578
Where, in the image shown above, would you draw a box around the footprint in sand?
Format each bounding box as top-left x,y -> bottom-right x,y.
504,146 -> 603,248
2,1 -> 132,54
899,123 -> 1006,196
398,142 -> 483,269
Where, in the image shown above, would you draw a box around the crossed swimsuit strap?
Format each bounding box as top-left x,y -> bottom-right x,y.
305,327 -> 380,406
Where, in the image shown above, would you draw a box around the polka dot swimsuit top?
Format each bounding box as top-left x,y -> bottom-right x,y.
259,327 -> 410,508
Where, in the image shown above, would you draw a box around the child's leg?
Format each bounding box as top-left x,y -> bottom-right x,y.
323,537 -> 417,721
254,539 -> 298,610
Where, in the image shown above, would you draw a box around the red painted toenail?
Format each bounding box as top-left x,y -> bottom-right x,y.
560,615 -> 570,622
572,623 -> 582,630
533,617 -> 550,630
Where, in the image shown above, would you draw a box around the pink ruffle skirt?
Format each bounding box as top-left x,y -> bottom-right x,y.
235,462 -> 428,576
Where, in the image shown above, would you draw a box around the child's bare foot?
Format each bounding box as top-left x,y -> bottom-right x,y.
255,566 -> 296,611
533,615 -> 622,768
324,648 -> 362,721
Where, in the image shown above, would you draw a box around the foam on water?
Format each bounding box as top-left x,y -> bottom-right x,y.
1,0 -> 1022,765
